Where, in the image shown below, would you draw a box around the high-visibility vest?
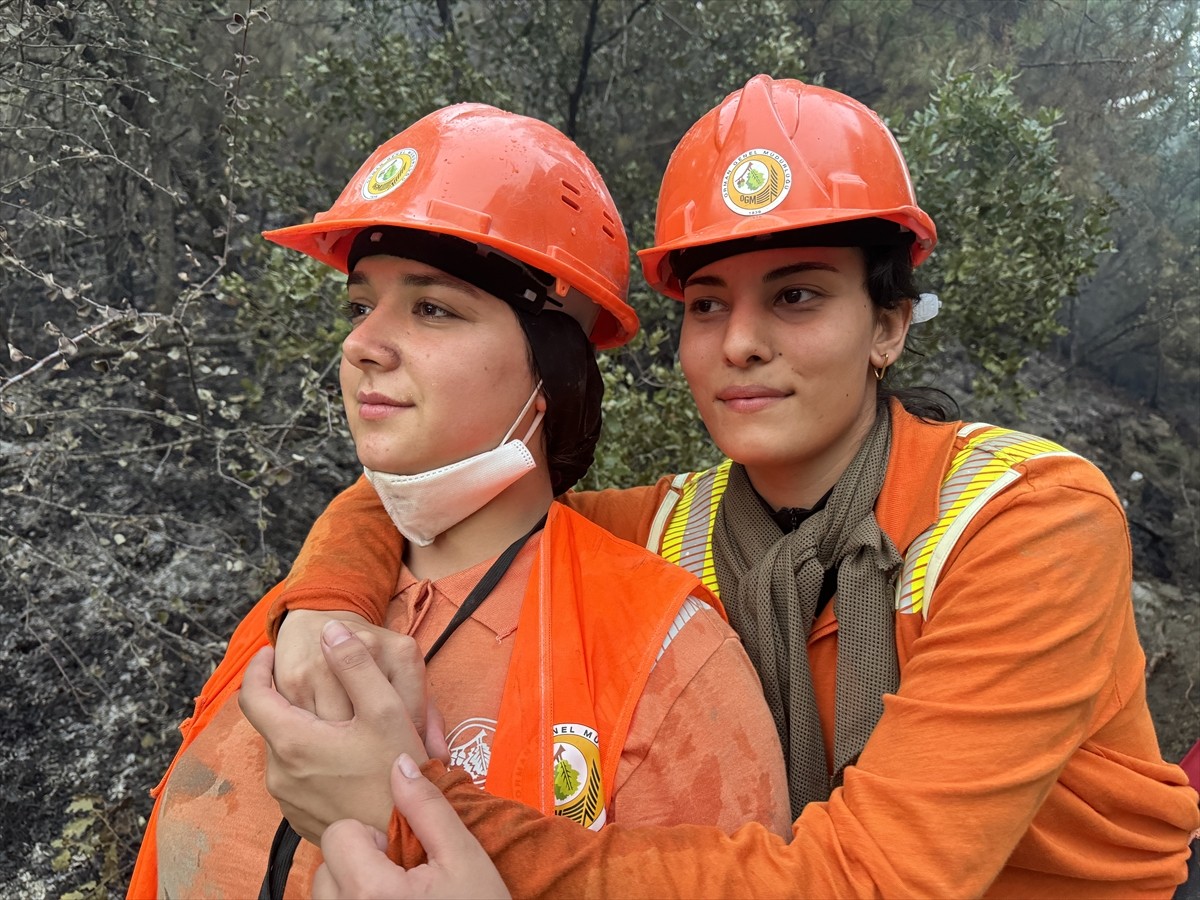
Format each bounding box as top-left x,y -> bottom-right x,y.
646,424 -> 1075,619
487,503 -> 715,830
128,504 -> 713,899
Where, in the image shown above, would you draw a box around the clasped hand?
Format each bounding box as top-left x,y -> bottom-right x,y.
239,613 -> 447,844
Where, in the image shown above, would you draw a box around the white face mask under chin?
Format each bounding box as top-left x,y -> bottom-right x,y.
363,383 -> 545,547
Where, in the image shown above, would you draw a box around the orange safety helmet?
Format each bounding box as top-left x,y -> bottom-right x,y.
638,75 -> 937,299
264,104 -> 637,349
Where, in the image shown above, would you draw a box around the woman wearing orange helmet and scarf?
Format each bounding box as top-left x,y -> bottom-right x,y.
263,76 -> 1199,898
125,104 -> 791,899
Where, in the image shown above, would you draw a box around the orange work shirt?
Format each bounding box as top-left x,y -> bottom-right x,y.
146,535 -> 790,898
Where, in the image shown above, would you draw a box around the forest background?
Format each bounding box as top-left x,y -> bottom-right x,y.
0,0 -> 1197,896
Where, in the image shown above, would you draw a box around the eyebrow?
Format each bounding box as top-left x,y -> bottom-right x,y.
682,261 -> 840,291
762,261 -> 839,281
345,270 -> 481,296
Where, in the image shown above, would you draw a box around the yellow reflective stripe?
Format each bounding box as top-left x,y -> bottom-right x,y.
659,459 -> 732,597
658,426 -> 1073,620
897,427 -> 1010,615
896,426 -> 1073,618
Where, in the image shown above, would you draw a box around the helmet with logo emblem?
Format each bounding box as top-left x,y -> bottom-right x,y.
637,75 -> 937,300
263,104 -> 637,349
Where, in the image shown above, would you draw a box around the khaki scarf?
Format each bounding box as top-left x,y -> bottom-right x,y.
713,405 -> 902,817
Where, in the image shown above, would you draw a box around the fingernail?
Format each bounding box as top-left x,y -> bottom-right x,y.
397,754 -> 421,779
322,619 -> 352,646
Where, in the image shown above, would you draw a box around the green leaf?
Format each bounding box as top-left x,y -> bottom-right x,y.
553,757 -> 581,801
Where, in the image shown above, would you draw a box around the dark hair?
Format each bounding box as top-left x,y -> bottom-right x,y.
863,239 -> 958,423
513,309 -> 603,495
348,226 -> 557,317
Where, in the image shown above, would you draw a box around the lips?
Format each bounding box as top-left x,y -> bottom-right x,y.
715,384 -> 790,413
355,390 -> 413,421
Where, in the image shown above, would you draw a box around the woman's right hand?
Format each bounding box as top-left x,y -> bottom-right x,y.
274,609 -> 373,720
246,620 -> 452,843
271,609 -> 448,756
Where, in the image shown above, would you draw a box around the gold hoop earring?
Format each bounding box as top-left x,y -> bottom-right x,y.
874,351 -> 890,382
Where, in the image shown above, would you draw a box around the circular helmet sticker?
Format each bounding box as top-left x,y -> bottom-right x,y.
361,148 -> 418,201
721,148 -> 792,216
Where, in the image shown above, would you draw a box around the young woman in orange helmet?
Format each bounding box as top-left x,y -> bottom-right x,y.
125,103 -> 791,900
267,77 -> 1199,898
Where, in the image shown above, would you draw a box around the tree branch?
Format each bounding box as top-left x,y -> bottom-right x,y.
1018,57 -> 1138,68
436,0 -> 455,34
593,0 -> 655,53
566,0 -> 601,141
0,310 -> 166,397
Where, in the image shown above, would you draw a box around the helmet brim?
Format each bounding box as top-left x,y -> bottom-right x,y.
638,206 -> 936,300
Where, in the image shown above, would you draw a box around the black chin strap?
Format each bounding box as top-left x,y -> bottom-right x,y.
258,513 -> 547,898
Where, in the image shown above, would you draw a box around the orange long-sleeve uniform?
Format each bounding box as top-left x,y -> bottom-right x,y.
271,406 -> 1200,897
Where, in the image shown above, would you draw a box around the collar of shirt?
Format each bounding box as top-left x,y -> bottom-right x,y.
389,536 -> 540,640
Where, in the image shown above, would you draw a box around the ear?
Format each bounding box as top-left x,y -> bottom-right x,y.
872,298 -> 913,370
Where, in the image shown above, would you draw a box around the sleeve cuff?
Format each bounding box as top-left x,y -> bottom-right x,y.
265,586 -> 387,642
386,761 -> 474,866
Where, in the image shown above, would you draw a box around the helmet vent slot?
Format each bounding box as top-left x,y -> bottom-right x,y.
561,194 -> 581,212
601,225 -> 616,240
561,179 -> 582,195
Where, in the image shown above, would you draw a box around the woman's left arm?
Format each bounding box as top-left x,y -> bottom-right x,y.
383,462 -> 1199,898
806,466 -> 1160,895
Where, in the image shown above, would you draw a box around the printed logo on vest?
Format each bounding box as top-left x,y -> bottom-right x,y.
446,717 -> 495,785
552,723 -> 606,831
721,149 -> 792,216
361,148 -> 418,200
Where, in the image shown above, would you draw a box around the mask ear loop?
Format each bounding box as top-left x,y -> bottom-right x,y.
501,380 -> 545,446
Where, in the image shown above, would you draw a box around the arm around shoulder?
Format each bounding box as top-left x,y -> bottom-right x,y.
558,477 -> 676,547
389,469 -> 1196,898
266,474 -> 401,638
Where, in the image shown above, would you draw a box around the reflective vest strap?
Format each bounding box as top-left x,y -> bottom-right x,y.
654,426 -> 1077,620
895,425 -> 1076,619
654,459 -> 732,598
645,472 -> 690,563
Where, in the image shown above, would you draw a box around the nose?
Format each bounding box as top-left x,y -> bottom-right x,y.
341,304 -> 401,371
721,302 -> 773,368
